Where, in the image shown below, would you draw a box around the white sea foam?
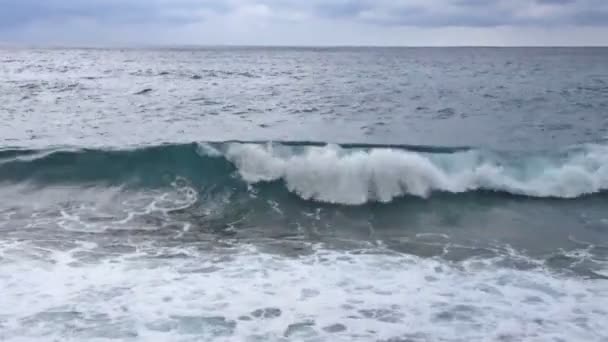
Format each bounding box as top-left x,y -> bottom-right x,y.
224,143 -> 608,204
0,242 -> 606,341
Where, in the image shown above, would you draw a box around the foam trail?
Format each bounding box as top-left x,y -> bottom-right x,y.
225,143 -> 608,204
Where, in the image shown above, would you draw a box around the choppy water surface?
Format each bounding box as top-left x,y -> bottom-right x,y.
1,47 -> 608,341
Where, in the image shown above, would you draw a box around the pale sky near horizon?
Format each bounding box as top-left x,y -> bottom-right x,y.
1,0 -> 608,46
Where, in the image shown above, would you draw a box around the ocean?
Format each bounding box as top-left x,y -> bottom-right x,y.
1,47 -> 607,341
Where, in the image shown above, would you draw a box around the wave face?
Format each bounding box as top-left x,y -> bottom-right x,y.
1,142 -> 608,205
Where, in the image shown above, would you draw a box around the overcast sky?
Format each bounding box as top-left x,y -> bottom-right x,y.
1,0 -> 607,46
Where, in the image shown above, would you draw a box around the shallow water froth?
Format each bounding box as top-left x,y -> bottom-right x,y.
1,238 -> 607,342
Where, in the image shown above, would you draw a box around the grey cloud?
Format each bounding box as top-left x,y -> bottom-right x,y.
1,0 -> 608,46
536,0 -> 575,4
314,1 -> 372,19
259,0 -> 608,27
0,0 -> 230,28
331,0 -> 608,27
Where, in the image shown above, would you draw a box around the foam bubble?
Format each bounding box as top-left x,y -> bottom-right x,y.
224,143 -> 608,204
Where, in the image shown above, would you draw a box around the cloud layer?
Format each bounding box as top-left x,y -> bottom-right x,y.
1,0 -> 608,45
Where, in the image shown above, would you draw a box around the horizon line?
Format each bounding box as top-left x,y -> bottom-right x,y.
1,43 -> 608,49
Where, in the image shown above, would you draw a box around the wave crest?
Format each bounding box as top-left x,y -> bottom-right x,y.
223,143 -> 608,204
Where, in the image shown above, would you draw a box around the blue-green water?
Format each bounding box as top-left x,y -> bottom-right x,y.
1,48 -> 607,341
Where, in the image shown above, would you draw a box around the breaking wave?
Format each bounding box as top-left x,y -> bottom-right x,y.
1,141 -> 608,205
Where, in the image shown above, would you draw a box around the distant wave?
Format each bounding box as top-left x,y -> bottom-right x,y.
1,142 -> 608,204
